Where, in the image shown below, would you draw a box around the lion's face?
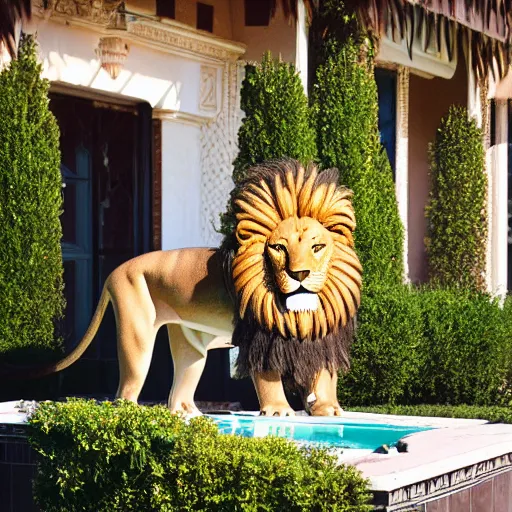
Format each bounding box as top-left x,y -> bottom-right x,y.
267,217 -> 333,311
232,161 -> 362,341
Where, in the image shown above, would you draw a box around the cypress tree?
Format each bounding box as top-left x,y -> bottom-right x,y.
0,34 -> 65,360
220,52 -> 317,239
426,105 -> 487,291
312,34 -> 404,290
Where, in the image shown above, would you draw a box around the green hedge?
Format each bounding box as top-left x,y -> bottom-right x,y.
219,52 -> 316,239
0,34 -> 64,361
29,399 -> 372,512
426,105 -> 487,290
312,37 -> 404,290
348,404 -> 512,424
338,285 -> 423,406
417,288 -> 507,405
339,286 -> 512,407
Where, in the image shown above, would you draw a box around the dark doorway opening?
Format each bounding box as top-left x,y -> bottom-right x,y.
49,93 -> 167,400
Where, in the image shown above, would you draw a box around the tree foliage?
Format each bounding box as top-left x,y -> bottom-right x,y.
426,105 -> 487,290
0,34 -> 64,360
220,52 -> 316,239
312,36 -> 404,289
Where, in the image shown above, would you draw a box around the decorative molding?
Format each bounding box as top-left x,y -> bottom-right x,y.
395,65 -> 410,283
152,119 -> 162,251
152,109 -> 212,127
32,5 -> 246,64
33,0 -> 122,26
126,20 -> 246,63
199,61 -> 244,246
200,66 -> 218,112
375,455 -> 512,510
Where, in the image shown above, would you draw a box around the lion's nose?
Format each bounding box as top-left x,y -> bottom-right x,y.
288,269 -> 310,282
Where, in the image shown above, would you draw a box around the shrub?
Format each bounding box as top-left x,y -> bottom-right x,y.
416,288 -> 508,405
348,404 -> 512,424
338,284 -> 423,406
426,105 -> 487,290
219,52 -> 317,239
312,37 -> 404,290
0,34 -> 64,361
29,399 -> 372,511
339,286 -> 510,407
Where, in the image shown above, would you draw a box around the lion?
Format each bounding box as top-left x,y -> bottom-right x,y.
5,159 -> 362,417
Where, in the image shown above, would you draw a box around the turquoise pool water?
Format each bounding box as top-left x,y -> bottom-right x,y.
209,414 -> 431,450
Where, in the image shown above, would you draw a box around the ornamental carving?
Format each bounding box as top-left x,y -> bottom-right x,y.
33,0 -> 123,25
95,36 -> 129,79
386,453 -> 512,508
127,23 -> 244,62
200,66 -> 218,111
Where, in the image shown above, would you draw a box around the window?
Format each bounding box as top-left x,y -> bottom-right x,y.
244,0 -> 271,27
197,3 -> 214,33
375,68 -> 397,177
156,0 -> 175,19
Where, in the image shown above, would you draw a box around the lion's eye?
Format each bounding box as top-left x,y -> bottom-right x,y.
312,244 -> 325,253
269,244 -> 286,253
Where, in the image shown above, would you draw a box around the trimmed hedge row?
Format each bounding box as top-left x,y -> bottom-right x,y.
339,286 -> 512,407
29,399 -> 372,512
348,404 -> 512,424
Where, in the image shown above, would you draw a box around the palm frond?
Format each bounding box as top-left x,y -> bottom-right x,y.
351,0 -> 512,80
0,0 -> 31,56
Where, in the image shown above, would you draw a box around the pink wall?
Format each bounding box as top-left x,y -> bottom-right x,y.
408,58 -> 468,283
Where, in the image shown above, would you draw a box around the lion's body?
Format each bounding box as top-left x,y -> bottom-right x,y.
9,160 -> 361,417
48,248 -> 234,414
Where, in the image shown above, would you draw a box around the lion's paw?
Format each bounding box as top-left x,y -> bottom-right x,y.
260,403 -> 295,417
169,401 -> 202,417
310,402 -> 343,417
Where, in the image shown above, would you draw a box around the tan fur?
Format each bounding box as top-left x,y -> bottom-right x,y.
36,248 -> 234,415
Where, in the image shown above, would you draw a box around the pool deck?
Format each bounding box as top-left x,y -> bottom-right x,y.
1,401 -> 511,511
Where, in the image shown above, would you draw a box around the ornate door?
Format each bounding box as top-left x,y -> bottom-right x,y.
50,93 -> 154,397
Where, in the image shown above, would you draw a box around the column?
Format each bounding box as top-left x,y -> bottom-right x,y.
395,65 -> 410,282
295,0 -> 308,95
491,100 -> 508,299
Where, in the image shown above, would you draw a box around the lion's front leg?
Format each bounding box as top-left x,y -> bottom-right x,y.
306,368 -> 343,416
252,371 -> 295,416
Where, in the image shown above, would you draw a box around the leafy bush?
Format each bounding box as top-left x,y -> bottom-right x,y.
29,399 -> 372,512
339,286 -> 511,407
416,288 -> 507,405
220,52 -> 317,239
348,404 -> 512,424
339,284 -> 423,406
426,105 -> 487,290
0,34 -> 64,360
312,37 -> 404,290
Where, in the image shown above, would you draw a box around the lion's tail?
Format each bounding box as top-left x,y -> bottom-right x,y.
1,286 -> 111,380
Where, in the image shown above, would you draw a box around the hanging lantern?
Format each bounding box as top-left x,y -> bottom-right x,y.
96,36 -> 129,79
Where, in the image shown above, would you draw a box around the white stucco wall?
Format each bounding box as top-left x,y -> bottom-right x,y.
18,14 -> 244,251
33,21 -> 214,113
161,120 -> 205,249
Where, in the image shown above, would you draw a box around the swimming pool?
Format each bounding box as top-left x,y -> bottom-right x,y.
209,413 -> 432,451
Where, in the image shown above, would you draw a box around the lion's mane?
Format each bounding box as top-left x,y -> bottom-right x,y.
224,159 -> 362,388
